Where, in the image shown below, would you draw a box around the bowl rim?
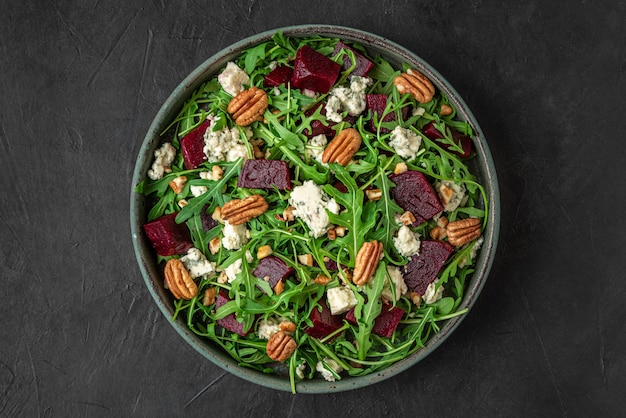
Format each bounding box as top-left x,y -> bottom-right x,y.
130,24 -> 500,393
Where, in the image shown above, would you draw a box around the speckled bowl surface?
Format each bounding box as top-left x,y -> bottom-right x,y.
130,24 -> 500,393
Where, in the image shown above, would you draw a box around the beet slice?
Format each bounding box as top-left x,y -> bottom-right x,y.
345,304 -> 405,338
237,159 -> 292,190
264,65 -> 293,87
180,119 -> 211,169
143,212 -> 193,256
304,298 -> 344,339
253,255 -> 295,289
366,94 -> 409,133
292,45 -> 341,94
332,41 -> 375,77
402,240 -> 454,295
215,290 -> 250,336
302,103 -> 336,139
422,121 -> 472,158
389,171 -> 443,226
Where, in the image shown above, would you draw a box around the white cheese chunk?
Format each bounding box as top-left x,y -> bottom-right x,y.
221,221 -> 250,250
289,180 -> 340,238
389,126 -> 422,161
326,285 -> 358,315
306,134 -> 328,164
223,259 -> 242,283
324,76 -> 371,123
382,265 -> 408,302
180,248 -> 216,279
190,185 -> 208,197
316,358 -> 343,382
256,317 -> 282,340
203,124 -> 249,163
423,279 -> 444,304
393,225 -> 421,257
147,142 -> 176,180
218,62 -> 250,96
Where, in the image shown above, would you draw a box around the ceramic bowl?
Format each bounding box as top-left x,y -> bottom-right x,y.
130,24 -> 500,393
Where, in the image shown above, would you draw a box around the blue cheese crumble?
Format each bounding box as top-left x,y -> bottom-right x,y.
389,126 -> 422,161
218,62 -> 250,96
393,225 -> 421,257
289,180 -> 340,238
326,285 -> 358,315
180,248 -> 216,279
382,265 -> 408,302
147,142 -> 176,180
203,122 -> 249,163
325,76 -> 372,123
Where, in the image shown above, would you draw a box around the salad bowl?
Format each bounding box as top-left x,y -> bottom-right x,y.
130,24 -> 499,393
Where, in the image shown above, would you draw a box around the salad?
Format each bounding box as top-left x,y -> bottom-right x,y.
135,32 -> 488,393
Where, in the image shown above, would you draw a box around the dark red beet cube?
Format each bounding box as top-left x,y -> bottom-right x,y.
403,240 -> 454,295
422,121 -> 472,158
302,102 -> 336,139
200,204 -> 218,232
304,298 -> 344,339
345,305 -> 405,338
332,41 -> 375,77
253,255 -> 295,289
237,159 -> 292,190
143,212 -> 193,256
264,65 -> 293,87
292,45 -> 341,94
389,171 -> 443,226
366,94 -> 409,133
180,119 -> 211,169
215,290 -> 250,336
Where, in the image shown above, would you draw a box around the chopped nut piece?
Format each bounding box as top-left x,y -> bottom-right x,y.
437,216 -> 449,229
168,176 -> 187,194
314,274 -> 331,286
429,226 -> 447,240
438,183 -> 455,207
410,291 -> 422,306
257,245 -> 273,259
211,165 -> 224,181
279,321 -> 297,333
399,211 -> 416,226
274,280 -> 285,296
202,287 -> 217,306
282,206 -> 296,222
298,254 -> 314,266
217,271 -> 228,284
209,236 -> 221,255
177,199 -> 188,208
394,162 -> 408,174
212,206 -> 223,224
440,104 -> 453,116
366,189 -> 383,201
335,226 -> 346,237
327,228 -> 337,240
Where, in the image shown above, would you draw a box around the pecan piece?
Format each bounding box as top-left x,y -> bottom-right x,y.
393,68 -> 435,103
221,195 -> 269,225
266,330 -> 297,362
227,86 -> 268,126
446,217 -> 481,247
164,258 -> 198,300
322,127 -> 362,166
352,240 -> 383,286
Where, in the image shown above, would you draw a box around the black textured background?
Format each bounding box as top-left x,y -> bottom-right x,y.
1,1 -> 624,416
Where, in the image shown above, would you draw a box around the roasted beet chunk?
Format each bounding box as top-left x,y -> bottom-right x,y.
389,171 -> 443,226
200,204 -> 218,232
215,290 -> 250,336
253,255 -> 295,289
345,305 -> 405,338
292,45 -> 341,94
302,102 -> 336,139
264,65 -> 293,87
332,40 -> 375,77
304,298 -> 344,339
143,212 -> 193,256
403,240 -> 454,295
366,94 -> 409,133
237,159 -> 292,190
422,121 -> 472,158
180,119 -> 211,169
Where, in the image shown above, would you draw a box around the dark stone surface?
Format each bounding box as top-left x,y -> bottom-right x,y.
1,0 -> 624,416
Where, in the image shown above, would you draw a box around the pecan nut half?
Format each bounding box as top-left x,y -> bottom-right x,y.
446,217 -> 481,247
221,195 -> 269,225
352,240 -> 383,286
164,258 -> 198,300
322,127 -> 362,166
266,330 -> 297,362
393,69 -> 435,103
227,86 -> 269,126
